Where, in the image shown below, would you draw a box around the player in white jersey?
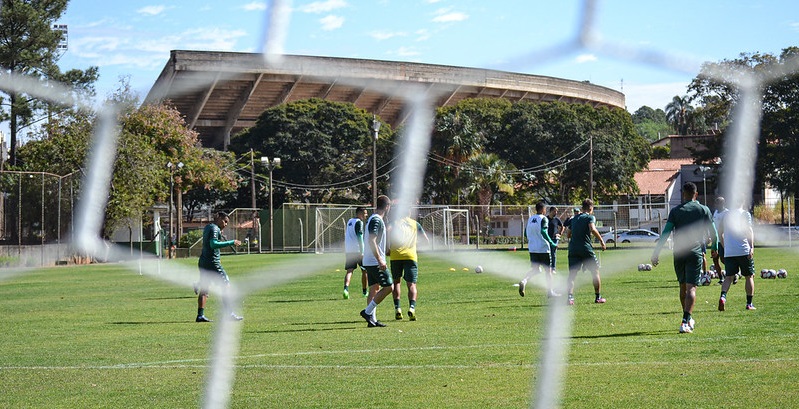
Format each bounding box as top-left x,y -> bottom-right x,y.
710,196 -> 729,281
519,202 -> 558,297
359,195 -> 393,328
717,199 -> 756,311
342,207 -> 368,300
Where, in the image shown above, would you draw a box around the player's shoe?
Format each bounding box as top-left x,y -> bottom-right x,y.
368,320 -> 387,327
718,297 -> 726,311
343,289 -> 349,299
679,322 -> 693,333
567,295 -> 575,306
688,318 -> 695,331
733,274 -> 739,284
395,309 -> 403,320
746,303 -> 756,310
360,309 -> 376,326
518,280 -> 526,297
229,313 -> 244,321
594,297 -> 606,304
408,308 -> 416,321
196,315 -> 212,322
362,291 -> 368,298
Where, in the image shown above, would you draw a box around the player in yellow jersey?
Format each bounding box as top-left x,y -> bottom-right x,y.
389,207 -> 429,321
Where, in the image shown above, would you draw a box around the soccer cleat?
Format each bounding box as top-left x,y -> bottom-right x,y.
368,320 -> 387,328
746,304 -> 756,310
679,322 -> 693,333
567,296 -> 575,306
733,274 -> 739,285
518,280 -> 526,297
395,309 -> 403,320
360,309 -> 376,326
362,291 -> 368,298
718,297 -> 726,311
229,313 -> 244,321
408,308 -> 416,321
196,315 -> 212,323
343,289 -> 349,299
688,318 -> 695,331
594,297 -> 606,304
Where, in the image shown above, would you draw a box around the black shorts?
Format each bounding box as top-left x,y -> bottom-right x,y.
344,253 -> 364,271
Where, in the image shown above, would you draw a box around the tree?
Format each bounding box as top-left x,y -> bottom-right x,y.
0,0 -> 97,166
665,95 -> 694,135
688,47 -> 799,221
230,98 -> 392,206
631,105 -> 671,141
459,152 -> 515,228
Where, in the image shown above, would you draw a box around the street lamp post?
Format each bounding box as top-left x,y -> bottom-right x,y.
167,161 -> 183,258
698,165 -> 710,204
261,156 -> 281,252
371,115 -> 381,206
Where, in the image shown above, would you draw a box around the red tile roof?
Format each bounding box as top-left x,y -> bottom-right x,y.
634,159 -> 692,194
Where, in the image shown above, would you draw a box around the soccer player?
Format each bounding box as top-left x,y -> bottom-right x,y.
196,211 -> 242,323
389,206 -> 430,321
547,206 -> 565,274
564,199 -> 606,305
359,195 -> 393,328
711,196 -> 729,283
651,182 -> 718,334
717,198 -> 756,311
519,202 -> 559,298
343,206 -> 368,300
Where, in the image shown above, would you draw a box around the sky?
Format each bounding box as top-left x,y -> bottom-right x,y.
34,0 -> 799,114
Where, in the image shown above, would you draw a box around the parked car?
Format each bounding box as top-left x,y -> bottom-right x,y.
603,229 -> 661,244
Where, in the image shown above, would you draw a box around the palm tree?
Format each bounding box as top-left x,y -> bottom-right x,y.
459,153 -> 516,230
665,95 -> 694,135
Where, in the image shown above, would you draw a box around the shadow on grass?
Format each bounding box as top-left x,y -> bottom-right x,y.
571,330 -> 670,339
110,321 -> 189,325
249,325 -> 361,334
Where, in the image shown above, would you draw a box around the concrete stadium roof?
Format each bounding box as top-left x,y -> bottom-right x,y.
144,50 -> 625,149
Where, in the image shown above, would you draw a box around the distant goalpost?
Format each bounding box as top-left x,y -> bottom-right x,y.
312,205 -> 470,253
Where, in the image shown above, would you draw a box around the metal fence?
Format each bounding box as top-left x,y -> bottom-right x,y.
0,170 -> 81,266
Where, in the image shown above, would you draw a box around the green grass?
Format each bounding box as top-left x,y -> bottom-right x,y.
1,248 -> 798,408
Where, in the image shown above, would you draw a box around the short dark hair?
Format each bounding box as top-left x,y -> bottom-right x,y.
214,211 -> 229,223
376,195 -> 391,211
535,202 -> 545,212
355,206 -> 366,215
548,206 -> 557,213
581,199 -> 593,211
683,182 -> 697,196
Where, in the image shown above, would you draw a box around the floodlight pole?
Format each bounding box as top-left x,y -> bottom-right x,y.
371,115 -> 381,207
167,161 -> 183,257
261,156 -> 281,252
699,165 -> 710,204
589,133 -> 594,201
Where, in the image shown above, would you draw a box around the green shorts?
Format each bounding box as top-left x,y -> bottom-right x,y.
674,253 -> 703,285
364,265 -> 393,288
390,259 -> 418,283
724,255 -> 754,277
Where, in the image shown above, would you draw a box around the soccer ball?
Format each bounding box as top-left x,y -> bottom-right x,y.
769,269 -> 777,279
708,270 -> 717,279
699,274 -> 712,286
760,269 -> 771,279
474,265 -> 483,274
777,269 -> 788,278
645,264 -> 653,271
638,264 -> 645,271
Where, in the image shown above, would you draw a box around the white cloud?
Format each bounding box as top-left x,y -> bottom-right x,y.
424,0 -> 443,3
137,5 -> 166,16
575,54 -> 598,63
369,30 -> 407,41
432,9 -> 468,23
391,46 -> 420,57
319,15 -> 345,31
242,2 -> 267,11
415,29 -> 431,42
299,0 -> 348,14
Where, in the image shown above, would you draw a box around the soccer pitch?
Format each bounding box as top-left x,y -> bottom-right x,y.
1,248 -> 797,408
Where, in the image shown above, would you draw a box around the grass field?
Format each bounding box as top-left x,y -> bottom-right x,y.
1,247 -> 798,408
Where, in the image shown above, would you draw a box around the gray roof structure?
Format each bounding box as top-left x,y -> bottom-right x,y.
145,50 -> 625,149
